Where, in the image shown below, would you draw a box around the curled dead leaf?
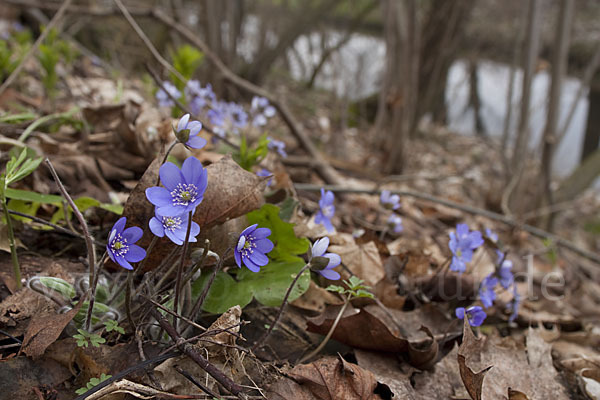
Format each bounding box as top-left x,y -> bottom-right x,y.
268,356 -> 382,400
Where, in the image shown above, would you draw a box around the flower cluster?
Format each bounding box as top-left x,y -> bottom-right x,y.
387,214 -> 403,234
267,137 -> 287,158
477,245 -> 519,322
156,79 -> 277,144
448,224 -> 483,273
315,188 -> 335,233
380,190 -> 402,235
455,306 -> 486,327
250,97 -> 276,127
156,81 -> 181,108
256,168 -> 273,187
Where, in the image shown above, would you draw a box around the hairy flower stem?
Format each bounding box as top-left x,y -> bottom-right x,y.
84,252 -> 107,331
106,236 -> 158,307
1,194 -> 21,289
187,248 -> 229,326
125,271 -> 135,331
174,210 -> 193,332
45,159 -> 96,291
252,263 -> 311,351
299,293 -> 352,363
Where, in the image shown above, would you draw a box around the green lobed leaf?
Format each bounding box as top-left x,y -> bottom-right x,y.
36,276 -> 76,300
246,204 -> 309,262
236,258 -> 309,307
191,270 -> 253,314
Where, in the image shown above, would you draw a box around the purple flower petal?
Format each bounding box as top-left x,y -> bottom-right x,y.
149,217 -> 165,237
312,237 -> 329,257
177,114 -> 190,132
319,269 -> 340,280
165,229 -> 184,245
122,226 -> 143,243
113,217 -> 126,234
126,244 -> 146,263
324,253 -> 341,268
234,250 -> 242,268
181,156 -> 204,185
146,186 -> 172,207
243,256 -> 261,272
255,238 -> 274,253
186,135 -> 207,149
159,162 -> 183,192
252,227 -> 271,239
455,307 -> 466,320
250,251 -> 269,266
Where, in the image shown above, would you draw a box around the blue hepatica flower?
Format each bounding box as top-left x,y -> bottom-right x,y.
456,306 -> 487,327
498,259 -> 514,289
184,80 -> 216,115
485,228 -> 498,243
267,137 -> 287,158
387,213 -> 403,233
448,224 -> 484,273
508,287 -> 520,322
380,190 -> 401,210
106,217 -> 146,270
149,210 -> 200,245
315,188 -> 335,233
251,96 -> 276,127
234,224 -> 274,272
479,274 -> 498,308
256,168 -> 273,187
146,156 -> 208,217
156,81 -> 181,108
175,113 -> 207,149
310,237 -> 341,280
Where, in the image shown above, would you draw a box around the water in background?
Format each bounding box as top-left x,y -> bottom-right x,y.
287,32 -> 590,178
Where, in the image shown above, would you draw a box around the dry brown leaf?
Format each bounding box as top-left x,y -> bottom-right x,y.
292,281 -> 345,312
307,304 -> 454,357
120,154 -> 265,271
268,356 -> 382,400
21,299 -> 83,358
457,319 -> 570,399
0,288 -> 56,336
0,355 -> 71,398
328,234 -> 385,287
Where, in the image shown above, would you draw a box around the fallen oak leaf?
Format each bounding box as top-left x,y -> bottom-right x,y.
458,318 -> 492,400
21,297 -> 84,358
268,356 -> 382,400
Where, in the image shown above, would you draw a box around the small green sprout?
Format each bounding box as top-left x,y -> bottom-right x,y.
327,276 -> 374,299
73,329 -> 106,348
75,373 -> 112,395
103,319 -> 124,334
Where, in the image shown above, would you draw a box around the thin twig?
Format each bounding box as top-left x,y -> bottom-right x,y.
73,351 -> 180,400
188,248 -> 229,324
2,208 -> 106,246
45,159 -> 97,298
252,263 -> 311,351
111,0 -> 184,83
149,308 -> 248,399
174,366 -> 221,399
294,183 -> 600,265
84,252 -> 107,331
0,0 -> 74,96
299,295 -> 351,363
144,295 -> 207,332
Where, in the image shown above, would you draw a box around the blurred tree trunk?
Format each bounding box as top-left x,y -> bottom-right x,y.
244,0 -> 342,85
580,75 -> 600,162
537,0 -> 574,229
203,0 -> 226,95
468,57 -> 485,135
511,0 -> 543,169
416,0 -> 474,129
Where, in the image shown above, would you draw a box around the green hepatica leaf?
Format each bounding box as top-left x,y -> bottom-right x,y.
246,204 -> 309,261
191,271 -> 253,314
236,258 -> 309,307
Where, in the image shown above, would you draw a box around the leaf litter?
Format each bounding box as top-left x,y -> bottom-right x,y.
0,13 -> 598,400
